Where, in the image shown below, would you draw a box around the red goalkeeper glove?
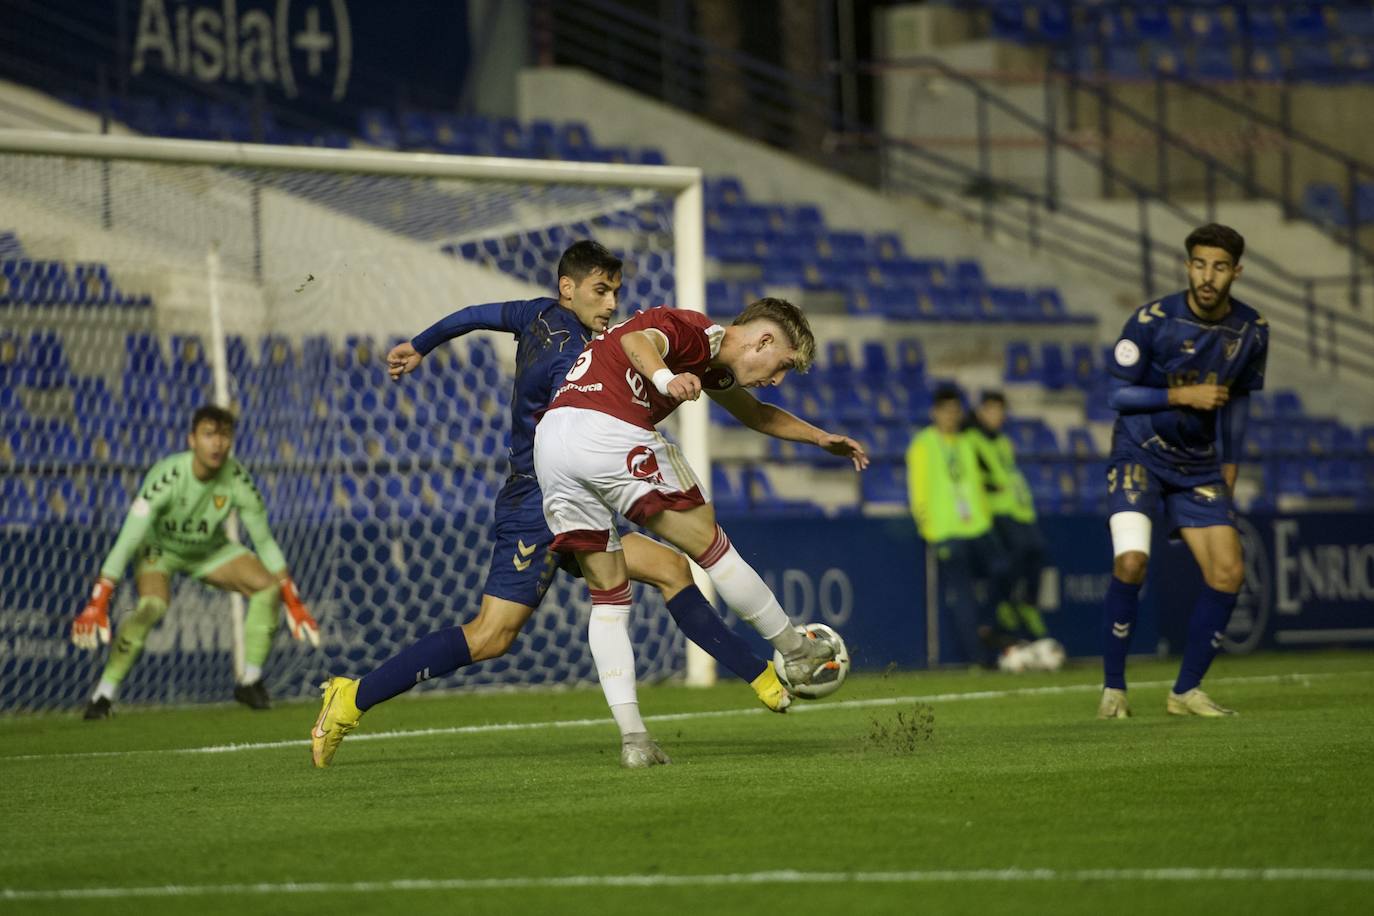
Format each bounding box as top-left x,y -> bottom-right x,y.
72,578 -> 115,649
281,577 -> 320,647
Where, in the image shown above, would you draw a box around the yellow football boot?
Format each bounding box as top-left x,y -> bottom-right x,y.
751,661 -> 793,713
311,677 -> 362,768
1096,687 -> 1132,719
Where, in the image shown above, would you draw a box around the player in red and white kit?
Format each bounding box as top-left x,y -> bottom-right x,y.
534,297 -> 869,766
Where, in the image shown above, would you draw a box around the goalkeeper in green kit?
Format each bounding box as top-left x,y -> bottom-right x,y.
71,406 -> 319,718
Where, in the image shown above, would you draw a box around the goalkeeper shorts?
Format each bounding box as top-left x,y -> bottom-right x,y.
136,541 -> 252,580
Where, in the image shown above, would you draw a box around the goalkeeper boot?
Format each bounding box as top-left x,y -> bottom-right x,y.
233,680 -> 272,711
620,732 -> 671,769
750,661 -> 792,713
1167,688 -> 1236,717
83,697 -> 113,720
780,631 -> 836,688
311,677 -> 363,768
1096,687 -> 1131,719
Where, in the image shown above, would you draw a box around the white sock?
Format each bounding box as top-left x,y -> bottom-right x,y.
695,525 -> 803,654
241,664 -> 262,685
93,679 -> 118,702
588,584 -> 645,738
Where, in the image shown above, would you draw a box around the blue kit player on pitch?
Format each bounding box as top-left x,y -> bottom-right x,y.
1098,223 -> 1269,720
311,241 -> 791,768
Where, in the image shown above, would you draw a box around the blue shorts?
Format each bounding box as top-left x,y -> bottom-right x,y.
1105,441 -> 1235,534
482,475 -> 581,608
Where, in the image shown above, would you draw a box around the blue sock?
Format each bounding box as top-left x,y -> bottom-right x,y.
665,585 -> 768,683
1102,576 -> 1141,691
1173,584 -> 1238,695
355,626 -> 472,711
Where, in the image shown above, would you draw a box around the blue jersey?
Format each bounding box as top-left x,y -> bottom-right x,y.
1108,291 -> 1268,469
412,297 -> 591,477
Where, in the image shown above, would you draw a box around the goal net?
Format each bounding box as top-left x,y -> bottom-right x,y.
0,132 -> 706,713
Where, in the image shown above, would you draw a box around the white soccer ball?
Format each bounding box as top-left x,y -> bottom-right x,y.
997,642 -> 1034,673
774,623 -> 850,700
1027,637 -> 1066,672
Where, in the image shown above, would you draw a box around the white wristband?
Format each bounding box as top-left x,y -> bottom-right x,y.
651,368 -> 675,395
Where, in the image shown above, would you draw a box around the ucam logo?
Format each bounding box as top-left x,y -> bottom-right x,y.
132,0 -> 353,101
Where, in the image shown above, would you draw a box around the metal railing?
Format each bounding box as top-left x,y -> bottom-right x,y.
534,0 -> 1374,380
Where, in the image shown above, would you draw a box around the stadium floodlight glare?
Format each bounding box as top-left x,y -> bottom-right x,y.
0,129 -> 716,712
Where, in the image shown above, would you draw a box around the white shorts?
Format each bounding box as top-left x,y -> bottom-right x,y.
534,406 -> 706,553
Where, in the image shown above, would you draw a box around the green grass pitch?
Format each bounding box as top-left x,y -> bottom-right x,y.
2,651 -> 1372,915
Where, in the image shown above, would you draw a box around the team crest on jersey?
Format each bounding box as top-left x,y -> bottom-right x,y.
1194,485 -> 1220,502
214,495 -> 226,509
1224,338 -> 1242,361
626,445 -> 665,483
1180,339 -> 1196,355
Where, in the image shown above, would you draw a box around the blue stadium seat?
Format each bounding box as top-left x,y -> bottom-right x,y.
1338,5 -> 1374,37
1242,7 -> 1284,43
1291,43 -> 1338,82
1183,7 -> 1230,42
990,2 -> 1028,42
1029,2 -> 1070,41
1134,5 -> 1173,41
861,461 -> 908,506
1287,4 -> 1330,40
1246,45 -> 1286,81
895,339 -> 926,387
1194,44 -> 1237,80
1069,343 -> 1097,388
1066,426 -> 1099,459
952,259 -> 987,291
858,340 -> 890,386
1004,341 -> 1036,383
1302,182 -> 1348,228
710,465 -> 749,514
1039,343 -> 1068,390
705,176 -> 746,207
1272,390 -> 1305,418
1105,44 -> 1147,79
1149,44 -> 1188,77
866,422 -> 913,462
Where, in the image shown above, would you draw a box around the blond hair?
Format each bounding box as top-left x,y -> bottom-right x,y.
733,297 -> 815,371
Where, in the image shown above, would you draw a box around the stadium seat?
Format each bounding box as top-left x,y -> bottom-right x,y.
1194,44 -> 1237,80
860,461 -> 908,506
1134,5 -> 1173,41
1105,44 -> 1147,79
1004,341 -> 1036,383
1066,426 -> 1099,459
1246,45 -> 1286,81
1038,343 -> 1068,390
1291,43 -> 1338,82
1069,343 -> 1097,389
989,2 -> 1028,42
1287,4 -> 1330,40
895,339 -> 926,387
1302,182 -> 1348,228
952,259 -> 987,291
1241,7 -> 1284,43
1272,390 -> 1305,418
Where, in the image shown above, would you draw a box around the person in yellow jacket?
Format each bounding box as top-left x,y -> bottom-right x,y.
967,390 -> 1051,643
907,385 -> 1013,668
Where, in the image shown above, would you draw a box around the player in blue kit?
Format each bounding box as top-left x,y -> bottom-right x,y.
1098,224 -> 1269,719
310,241 -> 791,767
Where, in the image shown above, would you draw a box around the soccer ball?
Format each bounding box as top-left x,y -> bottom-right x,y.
774,623 -> 850,700
1027,637 -> 1066,672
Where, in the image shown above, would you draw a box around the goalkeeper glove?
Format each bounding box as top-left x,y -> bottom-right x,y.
281,577 -> 320,647
72,578 -> 115,649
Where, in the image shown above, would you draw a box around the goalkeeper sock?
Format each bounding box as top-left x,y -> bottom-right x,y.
694,525 -> 802,655
355,626 -> 472,712
587,583 -> 645,737
1017,603 -> 1049,639
242,585 -> 280,676
664,585 -> 767,683
1102,577 -> 1141,690
99,595 -> 168,691
1173,584 -> 1238,695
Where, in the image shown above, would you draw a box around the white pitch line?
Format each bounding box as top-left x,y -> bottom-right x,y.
3,867 -> 1373,901
0,670 -> 1361,764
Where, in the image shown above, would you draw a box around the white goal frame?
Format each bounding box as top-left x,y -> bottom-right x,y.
0,128 -> 718,687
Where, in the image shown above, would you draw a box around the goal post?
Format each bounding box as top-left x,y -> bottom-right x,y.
0,128 -> 717,712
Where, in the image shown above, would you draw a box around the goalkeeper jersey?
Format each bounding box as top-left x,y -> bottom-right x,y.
99,452 -> 285,581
